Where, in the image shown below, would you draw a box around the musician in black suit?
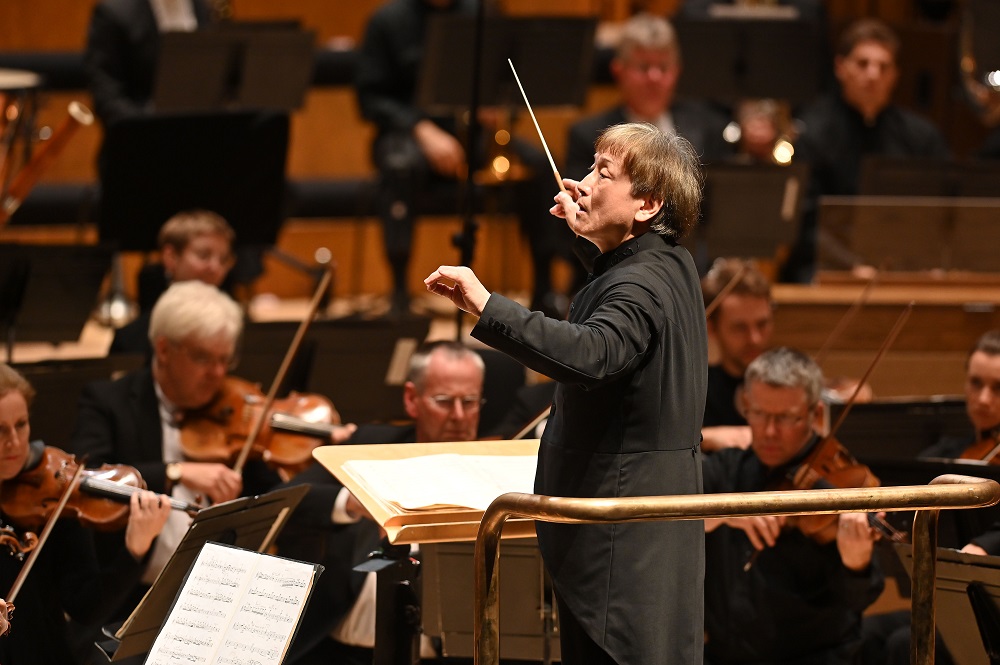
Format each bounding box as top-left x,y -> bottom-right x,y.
277,341 -> 486,665
565,13 -> 731,183
69,281 -> 286,624
84,0 -> 214,127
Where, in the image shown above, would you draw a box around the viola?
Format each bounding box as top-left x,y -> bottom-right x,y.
0,446 -> 197,533
178,376 -> 342,480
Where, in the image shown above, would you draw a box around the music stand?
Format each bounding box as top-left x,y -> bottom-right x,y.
0,244 -> 111,349
896,543 -> 1000,665
418,15 -> 596,112
98,111 -> 289,251
826,397 -> 970,464
154,25 -> 315,113
105,484 -> 309,661
673,16 -> 823,104
695,162 -> 807,264
860,157 -> 1000,198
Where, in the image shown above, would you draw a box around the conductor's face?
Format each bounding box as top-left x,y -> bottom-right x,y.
404,352 -> 484,443
743,381 -> 821,469
573,152 -> 658,252
0,390 -> 30,481
965,351 -> 1000,433
154,333 -> 235,410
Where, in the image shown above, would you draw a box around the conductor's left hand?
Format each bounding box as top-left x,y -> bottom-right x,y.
424,266 -> 490,318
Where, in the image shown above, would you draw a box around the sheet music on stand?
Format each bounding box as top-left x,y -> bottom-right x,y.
145,542 -> 322,665
313,440 -> 540,545
105,485 -> 309,662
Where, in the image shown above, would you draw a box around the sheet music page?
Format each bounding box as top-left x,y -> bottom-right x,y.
342,453 -> 537,511
145,542 -> 317,665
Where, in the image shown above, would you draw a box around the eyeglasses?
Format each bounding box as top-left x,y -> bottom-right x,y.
744,407 -> 811,429
171,341 -> 238,371
426,394 -> 486,413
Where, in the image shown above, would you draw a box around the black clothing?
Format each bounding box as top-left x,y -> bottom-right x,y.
356,0 -> 566,310
703,364 -> 746,427
473,231 -> 708,664
702,442 -> 885,665
0,442 -> 145,665
84,0 -> 212,126
786,94 -> 950,282
109,311 -> 152,360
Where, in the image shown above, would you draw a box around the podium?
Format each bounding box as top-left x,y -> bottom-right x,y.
314,441 -> 560,662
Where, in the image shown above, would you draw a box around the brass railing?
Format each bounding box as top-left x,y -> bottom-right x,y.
474,475 -> 1000,665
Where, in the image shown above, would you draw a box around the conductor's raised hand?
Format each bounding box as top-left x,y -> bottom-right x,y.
424,265 -> 490,317
550,178 -> 585,223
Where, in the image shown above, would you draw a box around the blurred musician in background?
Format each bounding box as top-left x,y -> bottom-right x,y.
276,341 -> 485,665
700,259 -> 774,452
356,0 -> 567,319
784,18 -> 949,283
565,13 -> 731,183
0,363 -> 171,665
84,0 -> 214,127
109,210 -> 236,359
702,348 -> 884,665
920,329 -> 1000,460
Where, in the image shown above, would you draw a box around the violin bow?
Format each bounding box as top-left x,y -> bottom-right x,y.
6,461 -> 87,603
232,259 -> 333,475
704,262 -> 749,320
508,59 -> 567,194
813,271 -> 880,366
824,301 -> 914,442
512,406 -> 551,441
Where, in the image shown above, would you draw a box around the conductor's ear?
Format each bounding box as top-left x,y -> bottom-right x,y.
635,196 -> 663,223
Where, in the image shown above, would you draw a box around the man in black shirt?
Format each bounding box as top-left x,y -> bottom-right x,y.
785,18 -> 949,282
702,348 -> 884,664
701,259 -> 774,452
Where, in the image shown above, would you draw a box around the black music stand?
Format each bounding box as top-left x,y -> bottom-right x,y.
692,162 -> 807,269
0,244 -> 111,354
153,24 -> 315,113
101,484 -> 309,662
418,15 -> 596,112
896,544 -> 1000,665
860,156 -> 1000,198
673,16 -> 823,104
98,111 -> 289,252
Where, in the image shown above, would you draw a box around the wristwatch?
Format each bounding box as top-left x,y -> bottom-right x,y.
165,462 -> 183,486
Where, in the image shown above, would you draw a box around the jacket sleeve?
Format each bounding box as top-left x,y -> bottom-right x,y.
84,2 -> 144,125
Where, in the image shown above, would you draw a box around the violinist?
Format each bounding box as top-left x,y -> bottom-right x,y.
0,363 -> 171,665
701,348 -> 884,665
69,281 -> 280,600
920,329 -> 1000,460
276,341 -> 485,665
701,258 -> 774,452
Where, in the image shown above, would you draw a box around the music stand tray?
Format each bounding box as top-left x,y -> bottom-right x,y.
896,543 -> 1000,665
108,484 -> 308,661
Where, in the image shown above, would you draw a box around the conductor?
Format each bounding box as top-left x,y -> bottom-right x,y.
425,122 -> 707,664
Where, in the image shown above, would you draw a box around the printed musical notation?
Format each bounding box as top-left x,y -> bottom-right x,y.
146,543 -> 318,665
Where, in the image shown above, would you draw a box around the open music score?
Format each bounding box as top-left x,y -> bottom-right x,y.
314,440 -> 541,544
145,542 -> 321,665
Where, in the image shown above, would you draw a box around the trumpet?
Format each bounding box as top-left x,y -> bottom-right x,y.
0,101 -> 94,227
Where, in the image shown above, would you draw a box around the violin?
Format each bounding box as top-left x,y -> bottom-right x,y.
0,525 -> 37,561
178,376 -> 342,481
958,426 -> 1000,464
0,446 -> 198,533
768,435 -> 904,545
